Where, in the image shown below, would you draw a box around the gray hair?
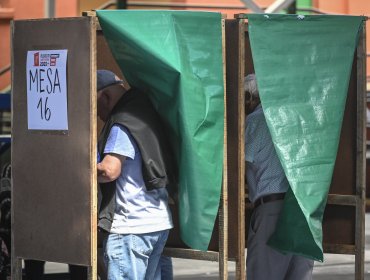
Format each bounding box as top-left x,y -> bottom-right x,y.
244,74 -> 259,98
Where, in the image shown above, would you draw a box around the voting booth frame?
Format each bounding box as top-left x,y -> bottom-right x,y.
10,12 -> 367,280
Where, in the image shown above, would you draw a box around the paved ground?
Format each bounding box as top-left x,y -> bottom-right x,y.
42,214 -> 370,279
169,252 -> 366,279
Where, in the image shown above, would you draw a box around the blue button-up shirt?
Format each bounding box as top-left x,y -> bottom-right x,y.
245,104 -> 289,203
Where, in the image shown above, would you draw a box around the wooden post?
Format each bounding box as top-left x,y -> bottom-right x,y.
355,21 -> 366,280
236,18 -> 246,280
10,19 -> 22,280
224,17 -> 247,280
89,14 -> 98,280
219,18 -> 229,280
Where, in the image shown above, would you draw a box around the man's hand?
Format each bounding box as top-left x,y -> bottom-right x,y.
97,153 -> 125,183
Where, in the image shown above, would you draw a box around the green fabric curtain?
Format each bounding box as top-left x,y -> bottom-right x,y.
96,10 -> 224,250
247,14 -> 364,261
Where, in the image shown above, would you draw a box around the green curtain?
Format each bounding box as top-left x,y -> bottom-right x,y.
247,14 -> 364,261
97,10 -> 224,250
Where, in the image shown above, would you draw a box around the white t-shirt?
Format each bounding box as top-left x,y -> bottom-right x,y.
103,124 -> 173,234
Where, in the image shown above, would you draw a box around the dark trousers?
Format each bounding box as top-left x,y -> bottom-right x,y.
247,200 -> 314,280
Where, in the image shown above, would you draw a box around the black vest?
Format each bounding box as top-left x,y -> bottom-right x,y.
97,87 -> 177,231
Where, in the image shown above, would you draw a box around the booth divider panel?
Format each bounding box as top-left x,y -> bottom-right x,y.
12,17 -> 96,265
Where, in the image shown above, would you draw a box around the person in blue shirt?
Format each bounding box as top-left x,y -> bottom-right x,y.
96,70 -> 174,280
244,74 -> 314,280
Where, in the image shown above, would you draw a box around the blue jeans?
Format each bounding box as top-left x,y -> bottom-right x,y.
159,256 -> 173,280
103,230 -> 169,280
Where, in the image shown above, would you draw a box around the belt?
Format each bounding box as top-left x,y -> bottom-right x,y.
253,193 -> 285,209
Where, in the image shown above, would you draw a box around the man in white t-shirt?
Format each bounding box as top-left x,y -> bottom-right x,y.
96,70 -> 174,280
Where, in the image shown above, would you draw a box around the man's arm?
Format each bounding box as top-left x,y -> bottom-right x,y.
97,153 -> 126,183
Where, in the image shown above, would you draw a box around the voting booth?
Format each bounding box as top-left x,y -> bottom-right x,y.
227,14 -> 367,280
11,12 -> 230,280
11,11 -> 367,280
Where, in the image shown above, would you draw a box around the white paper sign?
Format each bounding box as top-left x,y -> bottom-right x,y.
26,50 -> 68,130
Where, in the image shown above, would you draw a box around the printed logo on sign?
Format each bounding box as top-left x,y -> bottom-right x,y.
50,54 -> 60,66
39,53 -> 60,67
34,52 -> 39,66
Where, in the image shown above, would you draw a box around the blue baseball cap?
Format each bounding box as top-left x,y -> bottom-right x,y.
97,69 -> 124,91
